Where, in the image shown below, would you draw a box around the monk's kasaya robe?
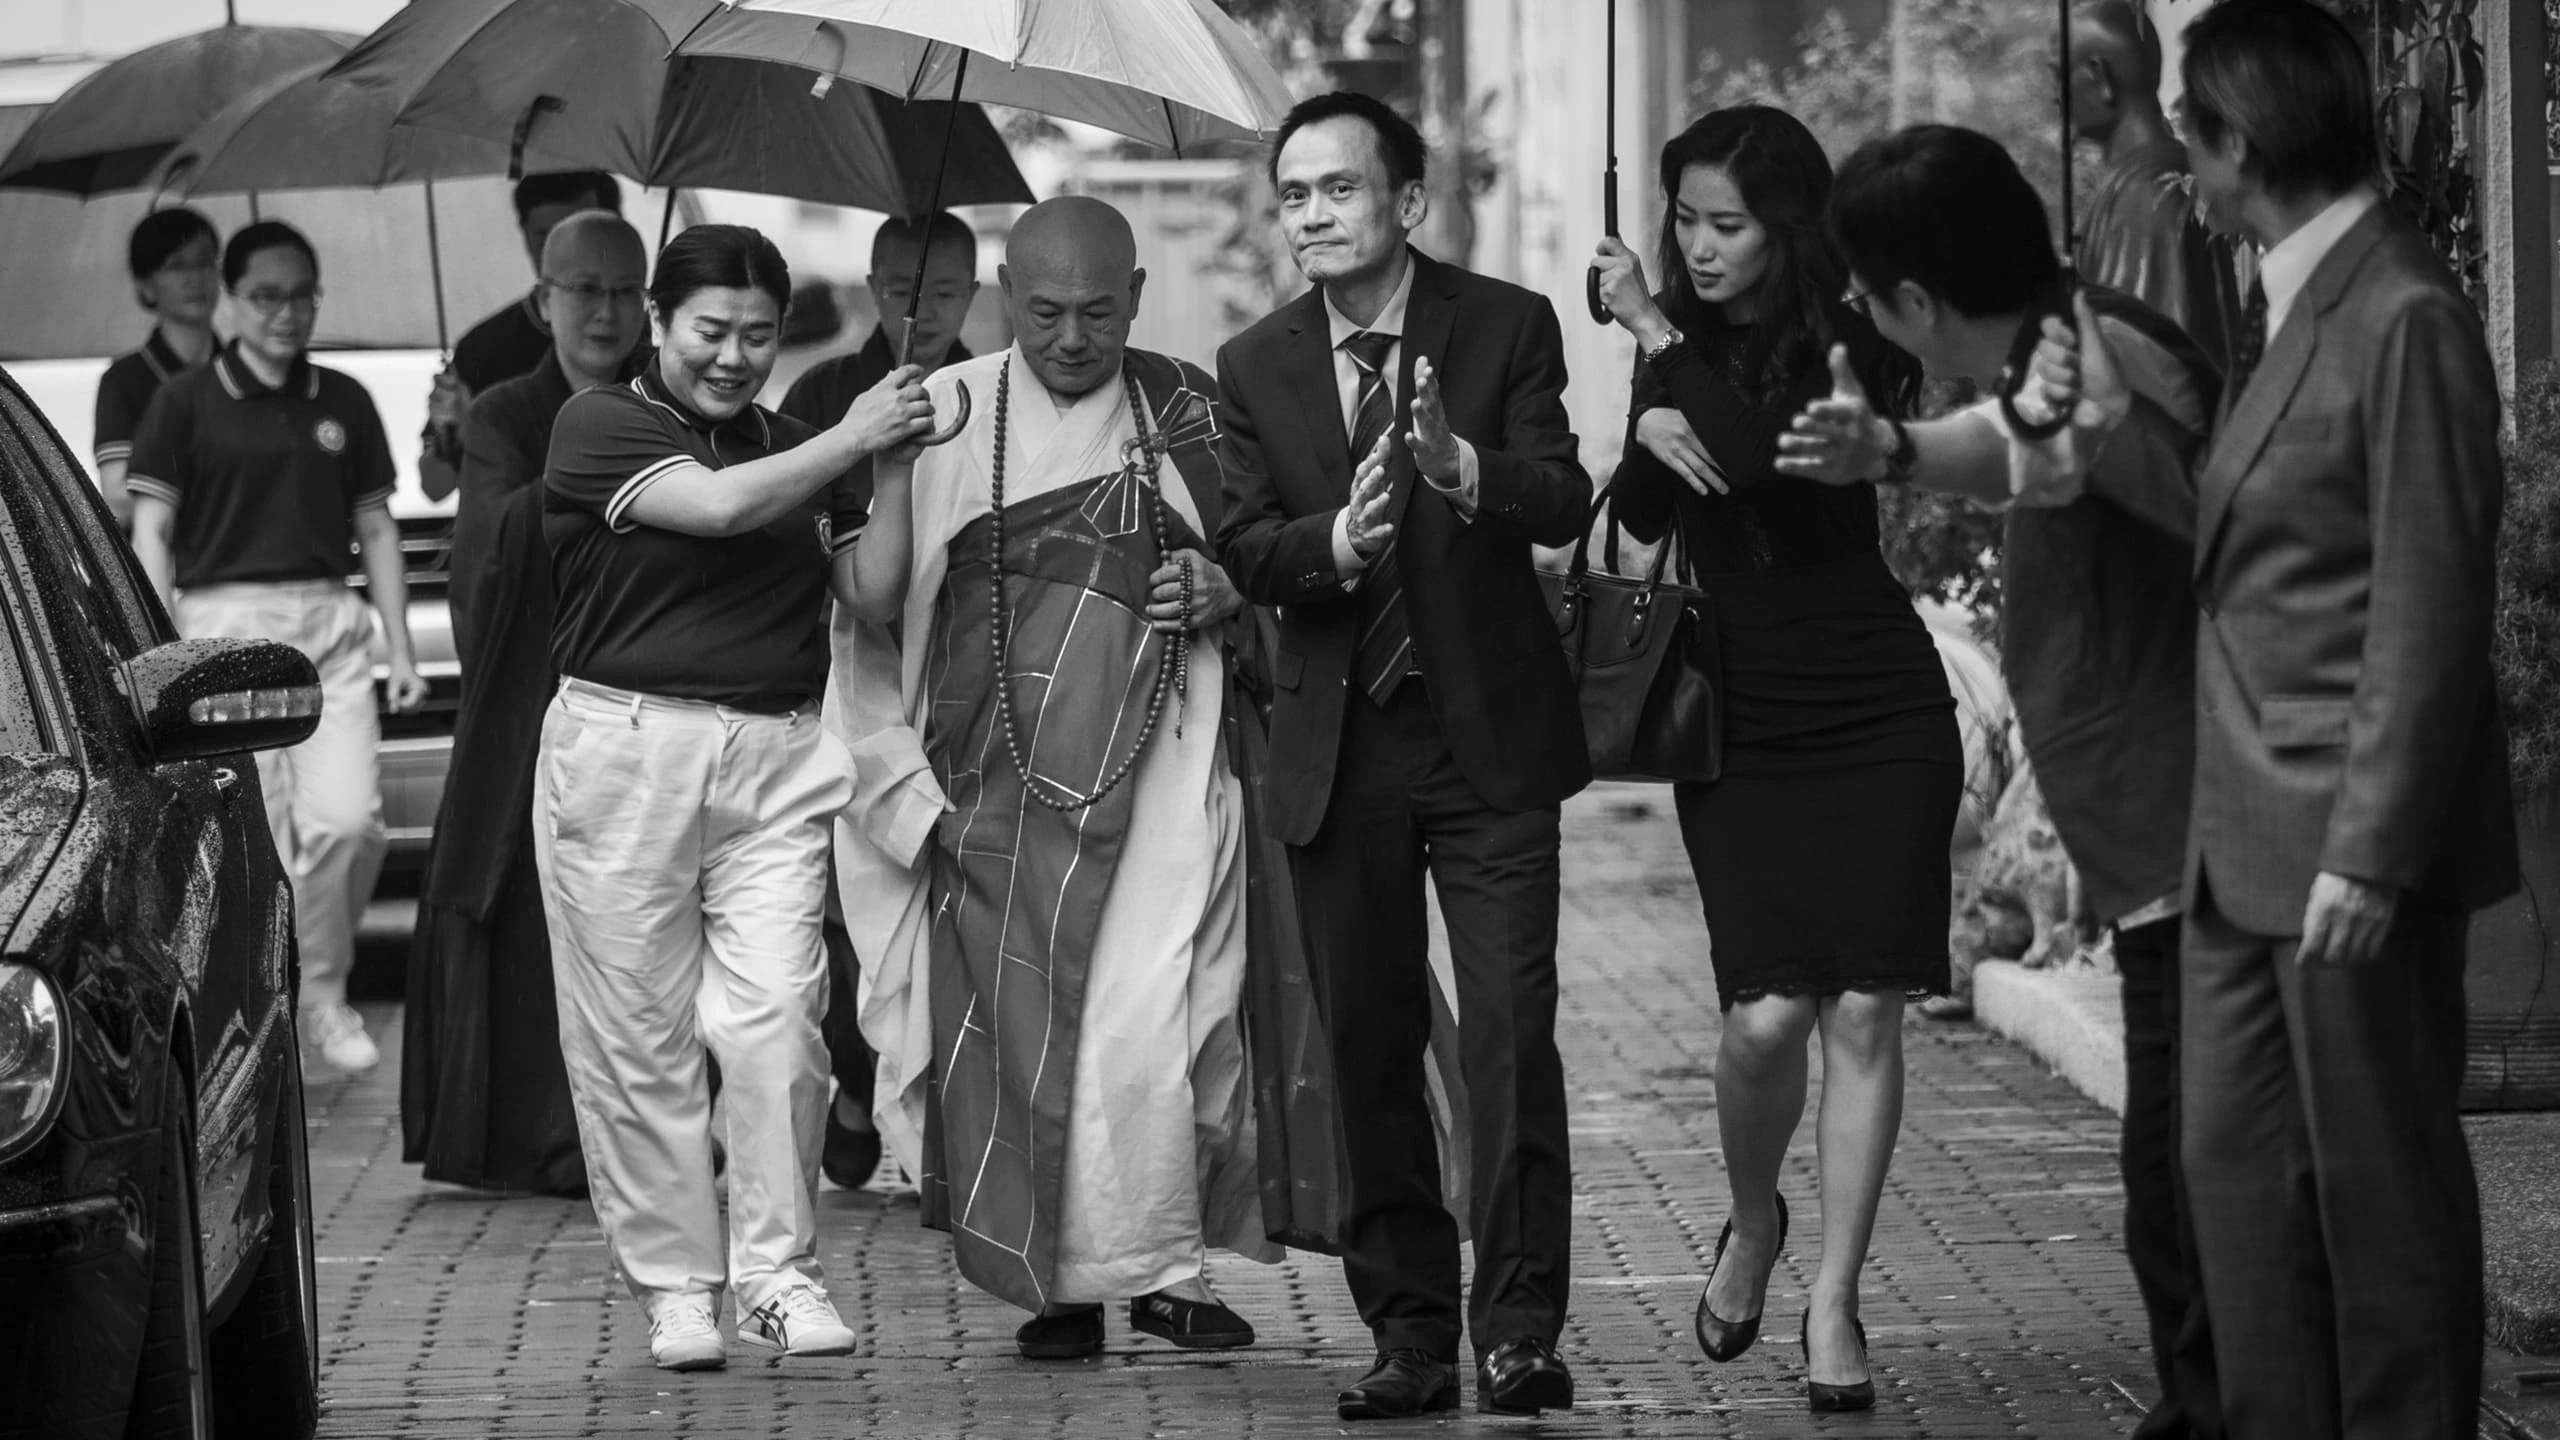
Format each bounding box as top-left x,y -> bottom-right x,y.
830,347 -> 1288,1311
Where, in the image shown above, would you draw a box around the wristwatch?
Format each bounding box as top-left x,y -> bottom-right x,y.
1641,326 -> 1685,365
1875,416 -> 1917,485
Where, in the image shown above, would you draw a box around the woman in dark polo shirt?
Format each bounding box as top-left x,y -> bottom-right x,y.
126,219 -> 427,1079
94,207 -> 220,528
535,223 -> 931,1373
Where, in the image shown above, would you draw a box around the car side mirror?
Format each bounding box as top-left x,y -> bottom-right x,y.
125,639 -> 322,763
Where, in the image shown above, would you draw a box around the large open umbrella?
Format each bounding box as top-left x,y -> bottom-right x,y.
641,0 -> 1293,359
647,0 -> 1297,151
0,23 -> 356,194
306,0 -> 1032,218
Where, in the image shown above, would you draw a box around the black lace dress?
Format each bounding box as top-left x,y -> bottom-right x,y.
1614,296 -> 1961,1008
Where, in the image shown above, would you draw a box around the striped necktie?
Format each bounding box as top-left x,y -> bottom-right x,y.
1343,329 -> 1413,704
2227,278 -> 2268,404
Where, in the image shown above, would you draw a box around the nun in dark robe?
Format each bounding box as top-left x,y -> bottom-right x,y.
401,212 -> 647,1194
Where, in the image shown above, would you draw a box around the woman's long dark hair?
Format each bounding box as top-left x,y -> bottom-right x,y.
1656,106 -> 1916,413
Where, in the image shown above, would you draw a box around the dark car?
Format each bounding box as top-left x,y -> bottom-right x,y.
0,367 -> 323,1439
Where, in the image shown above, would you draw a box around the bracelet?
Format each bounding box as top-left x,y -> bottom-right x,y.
1640,325 -> 1685,366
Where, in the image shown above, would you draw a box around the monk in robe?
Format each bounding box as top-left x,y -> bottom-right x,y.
402,210 -> 646,1194
2066,0 -> 2245,363
831,197 -> 1276,1360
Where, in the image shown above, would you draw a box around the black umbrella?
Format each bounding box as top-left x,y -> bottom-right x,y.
1587,0 -> 1620,325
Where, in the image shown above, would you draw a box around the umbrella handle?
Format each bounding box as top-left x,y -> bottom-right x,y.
1996,264 -> 2076,441
1585,176 -> 1617,325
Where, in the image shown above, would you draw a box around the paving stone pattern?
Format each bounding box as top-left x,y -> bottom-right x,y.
304,787 -> 2218,1438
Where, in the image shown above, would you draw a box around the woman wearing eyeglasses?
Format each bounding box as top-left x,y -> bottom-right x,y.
1587,105 -> 1960,1414
126,219 -> 427,1077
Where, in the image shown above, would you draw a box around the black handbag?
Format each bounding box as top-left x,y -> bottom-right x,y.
1538,489 -> 1724,783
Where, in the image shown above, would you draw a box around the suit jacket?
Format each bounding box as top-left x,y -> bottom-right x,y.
2187,203 -> 2518,933
1214,249 -> 1593,844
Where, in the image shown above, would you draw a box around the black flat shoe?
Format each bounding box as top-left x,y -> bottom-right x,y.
1696,1192 -> 1789,1362
1476,1336 -> 1574,1414
1337,1349 -> 1460,1421
1015,1305 -> 1105,1360
1802,1313 -> 1877,1413
822,1112 -> 882,1190
1129,1291 -> 1255,1350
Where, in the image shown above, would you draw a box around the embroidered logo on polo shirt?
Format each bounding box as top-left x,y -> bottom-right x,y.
314,417 -> 348,454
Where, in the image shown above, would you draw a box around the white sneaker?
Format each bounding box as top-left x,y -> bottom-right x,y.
301,1003 -> 379,1073
738,1286 -> 855,1358
648,1294 -> 727,1371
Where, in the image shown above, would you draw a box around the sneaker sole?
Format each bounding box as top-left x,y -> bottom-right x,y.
736,1333 -> 855,1359
655,1352 -> 727,1372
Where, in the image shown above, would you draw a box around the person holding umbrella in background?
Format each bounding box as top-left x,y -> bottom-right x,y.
402,209 -> 651,1199
776,208 -> 982,1196
420,169 -> 624,499
92,207 -> 222,530
125,218 -> 429,1077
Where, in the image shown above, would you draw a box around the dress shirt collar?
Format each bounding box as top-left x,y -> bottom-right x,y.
1324,250 -> 1417,351
2258,186 -> 2380,336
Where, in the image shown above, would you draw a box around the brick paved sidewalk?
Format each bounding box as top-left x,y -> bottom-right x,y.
303,788 -> 2223,1438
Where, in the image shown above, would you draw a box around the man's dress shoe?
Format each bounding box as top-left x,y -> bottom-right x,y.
1015,1305 -> 1104,1360
1477,1336 -> 1575,1414
1337,1349 -> 1460,1421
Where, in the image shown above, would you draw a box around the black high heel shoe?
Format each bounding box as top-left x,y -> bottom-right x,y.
1800,1312 -> 1876,1413
1694,1192 -> 1788,1362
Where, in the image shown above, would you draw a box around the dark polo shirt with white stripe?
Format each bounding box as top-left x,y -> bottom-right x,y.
543,366 -> 863,714
125,344 -> 396,589
92,327 -> 192,469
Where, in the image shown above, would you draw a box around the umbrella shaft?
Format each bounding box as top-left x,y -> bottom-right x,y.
901,49 -> 972,367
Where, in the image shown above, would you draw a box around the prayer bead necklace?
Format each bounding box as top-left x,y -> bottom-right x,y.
985,362 -> 1190,813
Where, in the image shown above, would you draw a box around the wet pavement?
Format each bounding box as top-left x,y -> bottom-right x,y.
306,787 -> 2545,1438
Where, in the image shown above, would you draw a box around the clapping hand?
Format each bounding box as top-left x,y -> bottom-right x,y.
1344,432 -> 1398,559
1146,548 -> 1242,634
1776,346 -> 1894,486
1405,356 -> 1462,484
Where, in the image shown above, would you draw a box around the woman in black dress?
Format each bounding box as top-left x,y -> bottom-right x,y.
1591,105 -> 1961,1412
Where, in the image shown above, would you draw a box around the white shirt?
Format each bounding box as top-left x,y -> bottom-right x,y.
1322,253 -> 1479,579
2257,186 -> 2381,342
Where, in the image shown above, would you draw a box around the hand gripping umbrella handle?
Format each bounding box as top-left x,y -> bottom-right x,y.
1586,181 -> 1618,325
1997,264 -> 2075,441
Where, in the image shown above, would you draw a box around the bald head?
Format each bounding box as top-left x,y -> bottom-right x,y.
1001,197 -> 1145,399
2068,0 -> 2165,142
538,210 -> 648,388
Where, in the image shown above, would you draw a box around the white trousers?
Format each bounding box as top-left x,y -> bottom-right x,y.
174,580 -> 384,1011
533,679 -> 851,1313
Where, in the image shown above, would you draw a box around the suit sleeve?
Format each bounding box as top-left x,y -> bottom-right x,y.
1463,294 -> 1591,547
2319,292 -> 2506,889
1214,339 -> 1354,605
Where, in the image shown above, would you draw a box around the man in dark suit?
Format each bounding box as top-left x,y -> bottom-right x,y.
2175,4 -> 2517,1435
1214,92 -> 1591,1421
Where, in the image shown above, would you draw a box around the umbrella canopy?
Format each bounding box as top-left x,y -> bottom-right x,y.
644,0 -> 1296,150
308,0 -> 1031,214
0,25 -> 357,194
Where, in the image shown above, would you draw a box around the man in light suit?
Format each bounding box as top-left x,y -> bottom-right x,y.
1213,92 -> 1591,1421
2175,4 -> 2517,1435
